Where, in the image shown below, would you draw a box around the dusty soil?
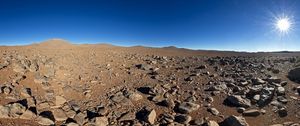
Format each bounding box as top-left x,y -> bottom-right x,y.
0,39 -> 299,126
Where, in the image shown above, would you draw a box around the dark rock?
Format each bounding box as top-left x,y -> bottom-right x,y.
222,115 -> 249,126
175,114 -> 192,124
288,67 -> 300,83
224,95 -> 251,108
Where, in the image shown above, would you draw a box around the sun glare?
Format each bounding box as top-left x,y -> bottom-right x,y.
276,18 -> 291,32
273,14 -> 294,36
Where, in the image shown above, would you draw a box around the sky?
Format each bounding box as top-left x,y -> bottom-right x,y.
0,0 -> 299,52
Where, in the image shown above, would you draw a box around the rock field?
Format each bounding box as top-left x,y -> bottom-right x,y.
0,39 -> 299,126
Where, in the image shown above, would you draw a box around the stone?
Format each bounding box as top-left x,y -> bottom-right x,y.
252,78 -> 265,85
27,97 -> 36,107
52,108 -> 68,121
272,69 -> 280,74
225,95 -> 251,108
56,96 -> 67,106
242,109 -> 260,117
37,116 -> 55,126
34,74 -> 48,84
177,102 -> 200,114
21,88 -> 32,98
13,62 -> 26,73
277,87 -> 285,95
65,110 -> 76,118
160,113 -> 174,124
136,64 -> 153,70
74,112 -> 87,125
278,108 -> 288,117
204,120 -> 219,126
66,122 -> 80,126
111,92 -> 126,103
297,86 -> 300,94
160,99 -> 175,109
118,112 -> 135,122
2,86 -> 12,95
127,92 -> 143,101
145,109 -> 156,124
223,115 -> 249,126
0,105 -> 10,118
267,77 -> 282,84
95,116 -> 109,126
8,103 -> 26,118
175,114 -> 192,124
208,107 -> 219,116
29,59 -> 39,72
237,107 -> 245,113
288,67 -> 300,82
20,109 -> 37,120
258,87 -> 274,106
253,95 -> 260,101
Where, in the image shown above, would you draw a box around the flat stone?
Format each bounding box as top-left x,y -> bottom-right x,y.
95,116 -> 109,126
205,120 -> 219,126
145,109 -> 156,124
56,96 -> 67,106
127,92 -> 143,101
52,108 -> 68,121
37,116 -> 55,126
177,102 -> 200,114
242,109 -> 260,117
66,122 -> 80,126
20,109 -> 37,120
208,107 -> 219,116
118,112 -> 135,122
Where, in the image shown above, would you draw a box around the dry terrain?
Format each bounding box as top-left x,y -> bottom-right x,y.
0,39 -> 299,126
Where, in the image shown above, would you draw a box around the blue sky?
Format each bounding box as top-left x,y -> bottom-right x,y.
0,0 -> 299,51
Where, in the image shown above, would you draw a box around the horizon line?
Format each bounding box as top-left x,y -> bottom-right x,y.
0,38 -> 299,53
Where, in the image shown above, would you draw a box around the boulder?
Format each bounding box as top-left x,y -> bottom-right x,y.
288,67 -> 300,83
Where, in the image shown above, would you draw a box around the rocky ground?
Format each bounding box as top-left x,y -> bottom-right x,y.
0,39 -> 299,126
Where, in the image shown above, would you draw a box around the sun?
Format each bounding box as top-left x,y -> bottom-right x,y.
276,18 -> 291,32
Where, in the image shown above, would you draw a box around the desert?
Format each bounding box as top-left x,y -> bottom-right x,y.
0,39 -> 299,126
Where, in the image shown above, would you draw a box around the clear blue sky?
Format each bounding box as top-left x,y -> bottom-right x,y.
0,0 -> 299,51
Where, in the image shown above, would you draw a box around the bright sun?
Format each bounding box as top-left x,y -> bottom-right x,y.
276,18 -> 291,32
